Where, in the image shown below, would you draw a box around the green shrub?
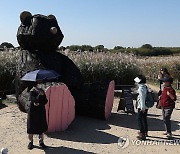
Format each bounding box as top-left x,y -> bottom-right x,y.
110,47 -> 173,56
0,49 -> 19,96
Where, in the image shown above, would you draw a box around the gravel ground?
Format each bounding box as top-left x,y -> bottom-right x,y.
0,85 -> 180,154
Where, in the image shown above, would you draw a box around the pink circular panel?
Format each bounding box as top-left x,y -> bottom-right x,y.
105,80 -> 115,119
45,84 -> 75,132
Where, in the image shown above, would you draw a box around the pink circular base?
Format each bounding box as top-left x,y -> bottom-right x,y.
105,80 -> 115,119
45,84 -> 75,132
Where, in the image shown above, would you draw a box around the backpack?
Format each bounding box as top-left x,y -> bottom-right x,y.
145,86 -> 155,108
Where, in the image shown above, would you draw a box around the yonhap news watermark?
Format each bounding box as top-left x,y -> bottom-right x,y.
118,136 -> 180,149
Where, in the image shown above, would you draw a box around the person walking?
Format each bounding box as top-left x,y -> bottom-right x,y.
160,77 -> 176,139
27,80 -> 48,150
134,75 -> 149,140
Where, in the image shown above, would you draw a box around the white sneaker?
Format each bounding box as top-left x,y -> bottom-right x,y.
166,133 -> 172,139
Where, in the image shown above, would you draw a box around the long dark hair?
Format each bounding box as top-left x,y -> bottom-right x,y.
137,75 -> 146,84
161,68 -> 170,75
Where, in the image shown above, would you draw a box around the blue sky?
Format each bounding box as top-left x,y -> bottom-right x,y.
0,0 -> 180,48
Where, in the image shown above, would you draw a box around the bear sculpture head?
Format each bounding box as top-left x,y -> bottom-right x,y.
17,11 -> 64,51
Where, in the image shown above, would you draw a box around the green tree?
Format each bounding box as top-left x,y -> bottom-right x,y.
95,45 -> 104,52
81,45 -> 93,52
68,45 -> 82,51
141,44 -> 153,49
114,46 -> 124,50
0,42 -> 14,48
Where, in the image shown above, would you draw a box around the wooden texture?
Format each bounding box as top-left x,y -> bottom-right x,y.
45,84 -> 75,132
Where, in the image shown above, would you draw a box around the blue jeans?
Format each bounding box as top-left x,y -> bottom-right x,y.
162,108 -> 173,133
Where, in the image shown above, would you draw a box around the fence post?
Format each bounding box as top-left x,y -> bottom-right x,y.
177,79 -> 180,90
153,73 -> 156,82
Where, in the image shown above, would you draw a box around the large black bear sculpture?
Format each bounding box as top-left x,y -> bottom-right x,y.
16,11 -> 83,88
16,11 -> 114,119
16,11 -> 83,110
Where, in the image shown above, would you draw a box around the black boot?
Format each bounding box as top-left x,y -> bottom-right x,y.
137,133 -> 146,140
39,140 -> 47,149
28,141 -> 34,150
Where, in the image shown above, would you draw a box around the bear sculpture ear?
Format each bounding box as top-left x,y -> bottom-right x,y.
48,14 -> 57,20
50,27 -> 57,35
20,11 -> 32,24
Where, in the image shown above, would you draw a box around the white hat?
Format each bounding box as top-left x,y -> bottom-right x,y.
134,77 -> 141,83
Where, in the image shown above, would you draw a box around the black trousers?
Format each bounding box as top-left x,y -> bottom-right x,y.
137,109 -> 148,133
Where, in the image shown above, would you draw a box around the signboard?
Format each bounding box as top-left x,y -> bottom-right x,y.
123,87 -> 134,113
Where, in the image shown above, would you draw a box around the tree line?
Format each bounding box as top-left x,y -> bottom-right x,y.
1,41 -> 180,56
0,42 -> 14,50
59,45 -> 109,52
59,44 -> 180,56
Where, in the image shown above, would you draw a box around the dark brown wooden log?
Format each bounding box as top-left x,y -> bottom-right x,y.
71,81 -> 115,119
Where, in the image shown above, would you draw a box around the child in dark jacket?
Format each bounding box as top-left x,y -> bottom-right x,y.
160,77 -> 176,139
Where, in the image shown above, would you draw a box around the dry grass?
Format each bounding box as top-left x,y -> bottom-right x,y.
0,49 -> 179,93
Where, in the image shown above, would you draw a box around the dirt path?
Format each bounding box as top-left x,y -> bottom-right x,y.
0,87 -> 180,154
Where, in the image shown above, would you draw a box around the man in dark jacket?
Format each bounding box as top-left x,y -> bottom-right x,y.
160,77 -> 176,139
27,81 -> 48,150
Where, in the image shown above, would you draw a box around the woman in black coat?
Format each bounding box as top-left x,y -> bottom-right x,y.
27,82 -> 48,150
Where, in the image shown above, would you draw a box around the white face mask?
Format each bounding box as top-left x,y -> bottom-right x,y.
134,77 -> 141,84
36,83 -> 42,88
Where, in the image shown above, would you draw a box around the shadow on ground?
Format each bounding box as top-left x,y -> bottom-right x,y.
32,145 -> 94,154
108,112 -> 179,132
46,116 -> 118,144
44,146 -> 95,154
147,135 -> 180,141
46,110 -> 179,145
0,103 -> 7,109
